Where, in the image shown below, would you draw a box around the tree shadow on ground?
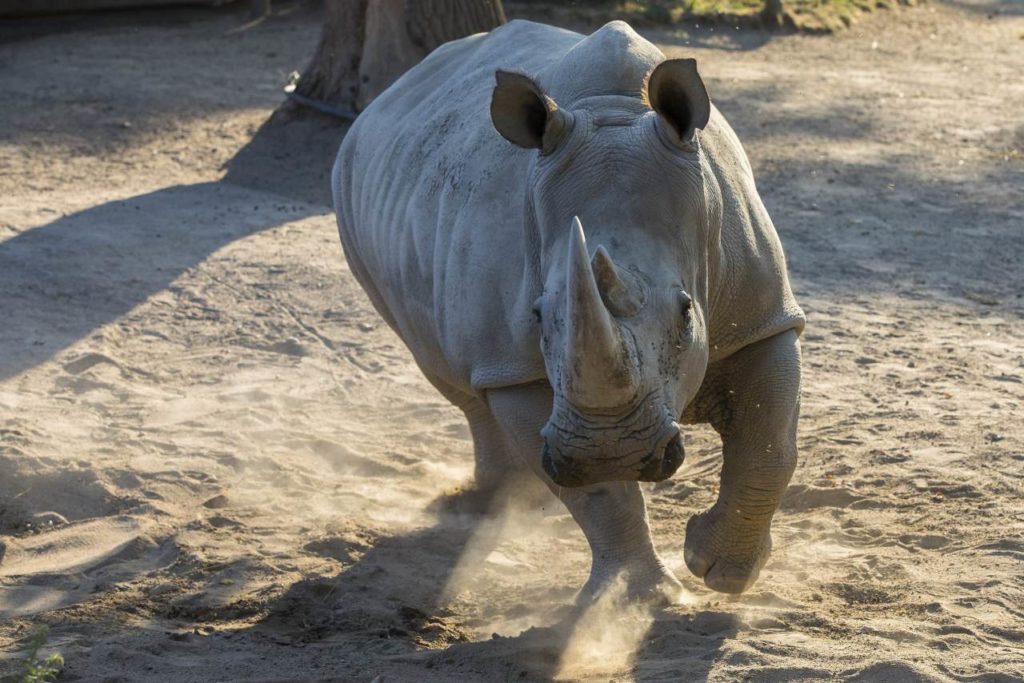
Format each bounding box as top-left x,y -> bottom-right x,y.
0,4 -> 242,45
755,153 -> 1024,311
950,0 -> 1024,18
223,108 -> 351,207
694,79 -> 1024,314
0,16 -> 351,380
0,2 -> 324,154
0,181 -> 325,382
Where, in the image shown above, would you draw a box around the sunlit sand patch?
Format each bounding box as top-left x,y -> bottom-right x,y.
217,431 -> 473,530
784,538 -> 859,563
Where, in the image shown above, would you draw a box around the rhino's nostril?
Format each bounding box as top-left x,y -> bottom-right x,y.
542,443 -> 557,477
542,444 -> 585,487
661,431 -> 685,476
637,452 -> 663,481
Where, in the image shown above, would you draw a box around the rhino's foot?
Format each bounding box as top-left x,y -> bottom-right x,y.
428,485 -> 502,518
429,474 -> 553,519
684,507 -> 772,594
577,558 -> 683,607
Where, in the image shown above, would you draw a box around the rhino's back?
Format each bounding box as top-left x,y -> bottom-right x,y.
334,21 -> 581,393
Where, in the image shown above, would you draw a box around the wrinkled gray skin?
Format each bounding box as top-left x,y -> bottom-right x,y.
333,20 -> 805,599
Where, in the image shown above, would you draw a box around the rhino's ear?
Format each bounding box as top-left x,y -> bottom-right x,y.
647,58 -> 711,147
491,71 -> 572,155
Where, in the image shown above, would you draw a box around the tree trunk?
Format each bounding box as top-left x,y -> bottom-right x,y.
293,0 -> 506,117
761,0 -> 785,27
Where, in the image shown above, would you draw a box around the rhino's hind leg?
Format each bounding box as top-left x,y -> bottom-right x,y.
464,399 -> 515,495
684,329 -> 801,594
462,398 -> 549,514
486,383 -> 682,604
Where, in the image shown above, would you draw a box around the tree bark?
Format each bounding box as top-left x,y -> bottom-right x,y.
293,0 -> 506,116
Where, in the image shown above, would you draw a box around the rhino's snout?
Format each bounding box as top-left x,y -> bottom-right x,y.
542,423 -> 685,487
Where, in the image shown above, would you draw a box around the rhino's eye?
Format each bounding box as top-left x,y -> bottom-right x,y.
679,291 -> 692,317
532,298 -> 544,324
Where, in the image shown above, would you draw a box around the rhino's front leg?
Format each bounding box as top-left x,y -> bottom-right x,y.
559,482 -> 681,603
685,329 -> 801,594
486,384 -> 682,604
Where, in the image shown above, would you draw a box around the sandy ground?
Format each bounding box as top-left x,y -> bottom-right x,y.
0,1 -> 1022,681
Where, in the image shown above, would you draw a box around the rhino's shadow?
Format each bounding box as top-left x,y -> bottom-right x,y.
420,600 -> 741,682
248,488 -> 735,682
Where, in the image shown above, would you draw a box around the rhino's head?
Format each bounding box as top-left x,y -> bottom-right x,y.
491,58 -> 715,487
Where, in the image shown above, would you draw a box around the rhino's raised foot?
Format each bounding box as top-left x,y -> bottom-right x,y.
684,509 -> 773,594
576,562 -> 683,607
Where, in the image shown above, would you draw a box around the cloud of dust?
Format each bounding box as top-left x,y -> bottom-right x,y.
222,429 -> 474,531
555,575 -> 656,681
439,490 -> 546,603
435,486 -> 588,642
440,489 -> 699,650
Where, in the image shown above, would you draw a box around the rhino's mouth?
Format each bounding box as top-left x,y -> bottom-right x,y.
540,393 -> 685,487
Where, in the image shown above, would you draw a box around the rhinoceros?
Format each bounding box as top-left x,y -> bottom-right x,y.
332,19 -> 805,599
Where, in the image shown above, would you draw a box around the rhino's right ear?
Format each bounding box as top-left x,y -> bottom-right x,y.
491,71 -> 572,155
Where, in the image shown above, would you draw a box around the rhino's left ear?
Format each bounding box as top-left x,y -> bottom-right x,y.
647,58 -> 711,147
491,71 -> 573,155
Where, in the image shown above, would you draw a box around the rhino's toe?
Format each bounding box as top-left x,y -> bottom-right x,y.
684,510 -> 772,594
698,558 -> 762,595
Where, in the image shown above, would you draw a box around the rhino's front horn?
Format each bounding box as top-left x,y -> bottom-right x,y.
563,217 -> 639,410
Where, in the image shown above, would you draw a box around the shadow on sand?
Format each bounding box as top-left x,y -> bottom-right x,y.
0,181 -> 326,382
0,109 -> 350,382
241,488 -> 737,682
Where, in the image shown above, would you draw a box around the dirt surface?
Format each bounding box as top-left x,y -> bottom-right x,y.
1,1 -> 1022,681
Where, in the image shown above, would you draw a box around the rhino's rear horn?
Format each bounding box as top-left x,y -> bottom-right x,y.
591,245 -> 644,318
563,217 -> 639,410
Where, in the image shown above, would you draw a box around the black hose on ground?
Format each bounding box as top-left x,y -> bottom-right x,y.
284,90 -> 358,121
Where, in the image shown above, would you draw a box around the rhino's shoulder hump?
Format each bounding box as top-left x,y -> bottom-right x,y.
699,108 -> 806,360
541,21 -> 665,104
